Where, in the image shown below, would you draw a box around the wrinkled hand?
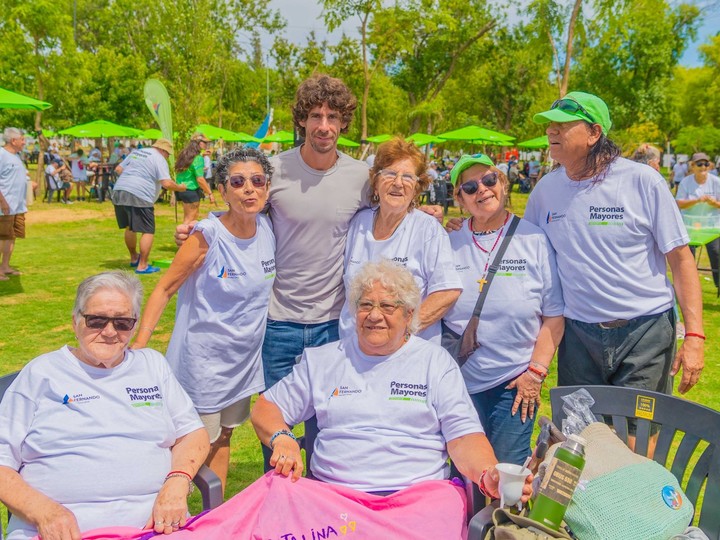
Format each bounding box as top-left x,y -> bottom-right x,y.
174,222 -> 196,247
506,372 -> 543,422
445,217 -> 464,232
144,477 -> 190,534
35,500 -> 81,540
418,204 -> 444,223
672,337 -> 704,394
483,466 -> 534,503
270,436 -> 303,481
459,317 -> 480,360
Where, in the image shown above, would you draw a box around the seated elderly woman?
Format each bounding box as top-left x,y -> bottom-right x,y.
251,260 -> 531,508
0,271 -> 210,540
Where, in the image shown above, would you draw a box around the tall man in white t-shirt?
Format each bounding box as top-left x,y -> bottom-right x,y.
525,91 -> 704,400
0,128 -> 29,280
112,138 -> 187,274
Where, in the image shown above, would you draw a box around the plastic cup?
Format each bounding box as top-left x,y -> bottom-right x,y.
496,462 -> 530,509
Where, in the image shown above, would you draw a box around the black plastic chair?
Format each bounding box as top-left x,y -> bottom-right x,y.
0,370 -> 222,521
550,385 -> 720,539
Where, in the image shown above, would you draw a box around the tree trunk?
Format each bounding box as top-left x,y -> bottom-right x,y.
560,0 -> 583,96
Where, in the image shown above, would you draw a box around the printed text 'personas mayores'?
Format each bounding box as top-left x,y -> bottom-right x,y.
588,205 -> 625,222
126,386 -> 162,401
390,381 -> 428,398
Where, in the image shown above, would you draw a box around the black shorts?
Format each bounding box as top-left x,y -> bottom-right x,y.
175,189 -> 202,204
114,204 -> 155,234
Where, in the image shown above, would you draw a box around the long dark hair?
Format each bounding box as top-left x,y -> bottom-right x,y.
175,140 -> 203,173
555,122 -> 621,181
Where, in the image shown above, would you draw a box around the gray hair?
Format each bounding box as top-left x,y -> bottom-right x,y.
3,128 -> 23,144
348,259 -> 421,333
72,271 -> 143,320
631,144 -> 661,165
215,147 -> 274,185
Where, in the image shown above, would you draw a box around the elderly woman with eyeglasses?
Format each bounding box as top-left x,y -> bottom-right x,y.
0,271 -> 210,540
252,260 -> 531,518
443,154 -> 564,466
134,147 -> 276,495
676,152 -> 720,292
339,138 -> 462,344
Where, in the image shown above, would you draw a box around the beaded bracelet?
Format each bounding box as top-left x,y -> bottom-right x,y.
269,429 -> 297,449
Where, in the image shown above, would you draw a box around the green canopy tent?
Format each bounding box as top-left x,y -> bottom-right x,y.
337,136 -> 360,147
365,134 -> 393,143
262,130 -> 295,144
406,133 -> 443,146
59,120 -> 141,138
437,125 -> 515,144
193,124 -> 257,142
0,87 -> 52,111
231,131 -> 261,143
517,135 -> 549,149
138,128 -> 163,140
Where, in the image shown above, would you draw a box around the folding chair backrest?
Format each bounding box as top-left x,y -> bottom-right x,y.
550,385 -> 720,539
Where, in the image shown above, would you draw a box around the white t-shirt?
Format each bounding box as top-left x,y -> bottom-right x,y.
265,335 -> 483,492
672,162 -> 688,183
0,346 -> 203,540
524,158 -> 688,322
113,148 -> 171,204
166,213 -> 275,413
267,147 -> 370,323
341,208 -> 462,343
676,174 -> 720,222
0,147 -> 28,215
203,155 -> 212,179
444,216 -> 564,393
71,156 -> 89,181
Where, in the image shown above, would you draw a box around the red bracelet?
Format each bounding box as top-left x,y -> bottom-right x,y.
684,332 -> 706,341
166,470 -> 192,482
527,365 -> 548,380
478,468 -> 492,498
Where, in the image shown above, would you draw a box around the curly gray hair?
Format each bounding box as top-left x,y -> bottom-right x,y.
215,147 -> 274,185
347,259 -> 421,334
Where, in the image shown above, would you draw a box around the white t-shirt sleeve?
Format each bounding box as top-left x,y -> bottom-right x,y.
0,376 -> 36,470
539,236 -> 564,317
431,359 -> 484,441
523,191 -> 540,226
422,222 -> 463,294
154,153 -> 171,181
646,176 -> 689,253
156,355 -> 205,438
264,353 -> 315,425
675,178 -> 691,200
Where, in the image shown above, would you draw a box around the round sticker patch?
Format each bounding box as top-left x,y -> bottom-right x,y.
662,485 -> 683,509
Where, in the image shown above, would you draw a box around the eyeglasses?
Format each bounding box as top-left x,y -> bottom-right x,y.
459,172 -> 499,195
694,161 -> 710,168
550,98 -> 596,124
227,174 -> 267,189
356,299 -> 404,315
376,169 -> 419,185
80,313 -> 137,331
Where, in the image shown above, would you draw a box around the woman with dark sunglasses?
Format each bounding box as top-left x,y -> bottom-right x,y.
676,152 -> 720,292
339,137 -> 462,344
442,154 -> 564,465
134,147 -> 275,495
0,271 -> 210,540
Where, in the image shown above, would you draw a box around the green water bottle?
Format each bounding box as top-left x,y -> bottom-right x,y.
528,434 -> 587,531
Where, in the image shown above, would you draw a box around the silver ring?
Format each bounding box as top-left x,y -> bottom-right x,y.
156,520 -> 165,525
279,455 -> 286,460
171,521 -> 181,527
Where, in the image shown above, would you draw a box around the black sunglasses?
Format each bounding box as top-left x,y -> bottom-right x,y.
81,313 -> 137,331
694,161 -> 710,168
460,172 -> 499,195
551,98 -> 596,124
227,174 -> 267,189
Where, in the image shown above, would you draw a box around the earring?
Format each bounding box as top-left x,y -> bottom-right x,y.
404,330 -> 411,342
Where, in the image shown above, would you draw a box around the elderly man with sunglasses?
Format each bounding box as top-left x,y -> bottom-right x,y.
676,152 -> 720,293
524,92 -> 704,407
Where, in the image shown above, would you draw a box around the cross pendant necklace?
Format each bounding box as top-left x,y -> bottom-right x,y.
470,213 -> 510,292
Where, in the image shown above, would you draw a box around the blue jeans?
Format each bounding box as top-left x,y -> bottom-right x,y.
261,318 -> 339,470
470,380 -> 534,466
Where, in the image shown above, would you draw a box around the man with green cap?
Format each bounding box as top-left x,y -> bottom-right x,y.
524,91 -> 704,401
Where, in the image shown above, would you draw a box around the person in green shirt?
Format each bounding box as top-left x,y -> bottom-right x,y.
175,133 -> 215,224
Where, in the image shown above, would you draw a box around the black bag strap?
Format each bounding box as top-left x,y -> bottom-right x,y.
471,214 -> 520,318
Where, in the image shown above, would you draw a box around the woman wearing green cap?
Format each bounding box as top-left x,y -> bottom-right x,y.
524,91 -> 704,403
442,154 -> 564,465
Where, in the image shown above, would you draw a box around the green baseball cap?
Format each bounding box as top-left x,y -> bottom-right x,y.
533,91 -> 612,135
450,153 -> 495,185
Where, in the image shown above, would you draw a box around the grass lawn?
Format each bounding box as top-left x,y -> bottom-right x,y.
1,184 -> 719,519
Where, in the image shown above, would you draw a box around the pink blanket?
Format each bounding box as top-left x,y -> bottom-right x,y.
55,472 -> 468,540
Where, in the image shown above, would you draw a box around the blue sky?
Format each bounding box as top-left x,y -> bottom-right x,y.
263,0 -> 719,68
